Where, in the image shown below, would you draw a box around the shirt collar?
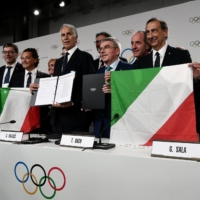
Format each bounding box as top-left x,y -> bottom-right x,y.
66,45 -> 77,56
25,68 -> 37,76
152,42 -> 168,58
6,61 -> 17,68
105,58 -> 120,71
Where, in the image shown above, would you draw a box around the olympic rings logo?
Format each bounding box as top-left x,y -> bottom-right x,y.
190,40 -> 200,47
14,161 -> 66,199
51,44 -> 59,50
121,48 -> 136,64
189,16 -> 200,24
122,29 -> 133,36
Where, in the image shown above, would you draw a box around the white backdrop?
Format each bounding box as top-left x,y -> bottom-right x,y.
0,1 -> 199,73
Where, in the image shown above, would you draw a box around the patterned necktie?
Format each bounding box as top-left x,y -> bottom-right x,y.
26,72 -> 32,88
62,52 -> 69,74
4,66 -> 12,84
154,52 -> 160,67
105,66 -> 112,73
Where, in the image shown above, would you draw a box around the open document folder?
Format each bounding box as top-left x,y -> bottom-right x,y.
30,71 -> 75,106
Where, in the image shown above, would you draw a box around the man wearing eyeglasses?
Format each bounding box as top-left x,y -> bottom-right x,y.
94,32 -> 127,72
94,37 -> 134,138
0,43 -> 24,87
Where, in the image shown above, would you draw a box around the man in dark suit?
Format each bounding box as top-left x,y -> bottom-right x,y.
50,24 -> 94,134
0,43 -> 24,87
136,18 -> 200,136
9,48 -> 50,87
9,48 -> 51,133
94,37 -> 134,138
136,18 -> 192,69
131,31 -> 150,65
94,32 -> 127,72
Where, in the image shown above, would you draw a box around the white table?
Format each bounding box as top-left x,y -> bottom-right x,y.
0,141 -> 199,200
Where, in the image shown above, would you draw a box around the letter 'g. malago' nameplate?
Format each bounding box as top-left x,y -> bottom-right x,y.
151,140 -> 200,161
60,134 -> 95,148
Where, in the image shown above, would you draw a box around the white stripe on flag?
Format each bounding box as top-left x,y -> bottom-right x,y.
110,64 -> 193,145
0,88 -> 31,131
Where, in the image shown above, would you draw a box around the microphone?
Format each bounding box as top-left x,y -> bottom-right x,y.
93,113 -> 119,150
0,120 -> 16,125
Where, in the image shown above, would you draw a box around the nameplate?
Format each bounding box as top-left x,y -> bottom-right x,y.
151,140 -> 200,161
60,134 -> 95,148
0,130 -> 28,142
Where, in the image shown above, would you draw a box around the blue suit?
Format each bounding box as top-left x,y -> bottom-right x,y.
94,60 -> 135,138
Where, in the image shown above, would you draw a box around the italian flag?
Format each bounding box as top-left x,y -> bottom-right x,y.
0,88 -> 40,133
110,64 -> 198,146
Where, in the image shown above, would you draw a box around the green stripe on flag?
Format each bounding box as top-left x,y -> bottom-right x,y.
111,68 -> 161,126
0,88 -> 10,115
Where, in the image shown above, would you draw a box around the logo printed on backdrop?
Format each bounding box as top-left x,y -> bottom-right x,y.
122,29 -> 133,36
14,161 -> 66,199
121,48 -> 136,64
51,45 -> 59,50
189,16 -> 200,24
190,40 -> 200,47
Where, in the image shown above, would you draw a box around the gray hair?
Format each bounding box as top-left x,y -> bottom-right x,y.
60,24 -> 78,37
100,37 -> 121,53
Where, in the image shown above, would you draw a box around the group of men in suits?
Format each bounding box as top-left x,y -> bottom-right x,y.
1,17 -> 200,139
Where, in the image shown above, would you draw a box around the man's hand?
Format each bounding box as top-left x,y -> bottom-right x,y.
105,71 -> 111,83
188,62 -> 200,80
30,83 -> 39,94
102,84 -> 111,93
52,101 -> 73,108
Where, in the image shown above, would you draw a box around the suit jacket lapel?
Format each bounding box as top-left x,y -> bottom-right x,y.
0,66 -> 5,86
147,52 -> 153,68
116,61 -> 123,71
162,45 -> 173,67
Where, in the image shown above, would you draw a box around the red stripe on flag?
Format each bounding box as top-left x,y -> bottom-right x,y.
20,106 -> 40,133
144,93 -> 198,146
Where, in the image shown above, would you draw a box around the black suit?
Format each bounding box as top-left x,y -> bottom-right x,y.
136,45 -> 191,69
0,62 -> 24,87
9,70 -> 50,87
94,60 -> 135,138
51,48 -> 95,133
94,57 -> 128,72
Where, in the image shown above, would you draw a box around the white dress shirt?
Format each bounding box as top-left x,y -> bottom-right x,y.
24,68 -> 37,88
152,42 -> 168,67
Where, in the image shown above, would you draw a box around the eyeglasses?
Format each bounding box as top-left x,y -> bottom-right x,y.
99,45 -> 117,52
94,40 -> 102,44
2,51 -> 16,55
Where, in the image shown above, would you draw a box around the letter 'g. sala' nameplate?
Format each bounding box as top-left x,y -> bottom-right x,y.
0,130 -> 28,142
60,134 -> 95,148
151,140 -> 200,161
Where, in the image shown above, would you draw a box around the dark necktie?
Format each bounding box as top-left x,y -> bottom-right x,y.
26,72 -> 32,88
154,52 -> 160,67
62,52 -> 69,74
4,66 -> 12,84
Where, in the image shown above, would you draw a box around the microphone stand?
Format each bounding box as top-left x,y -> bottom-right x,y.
0,120 -> 16,125
93,114 -> 119,150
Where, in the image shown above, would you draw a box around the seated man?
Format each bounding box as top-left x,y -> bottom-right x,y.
94,37 -> 134,138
